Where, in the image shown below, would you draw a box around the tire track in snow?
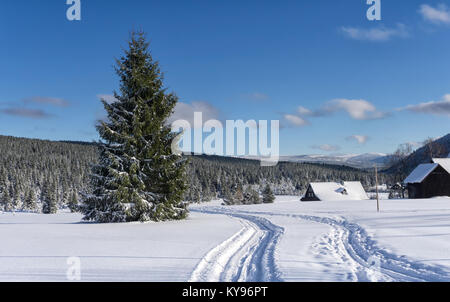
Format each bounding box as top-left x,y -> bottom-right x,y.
197,207 -> 450,282
188,208 -> 284,282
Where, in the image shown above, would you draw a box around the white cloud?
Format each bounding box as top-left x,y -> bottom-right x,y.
347,135 -> 369,144
311,144 -> 341,152
419,4 -> 450,25
401,94 -> 450,116
288,99 -> 386,127
340,23 -> 409,42
283,114 -> 308,127
169,101 -> 221,127
323,99 -> 387,120
0,108 -> 53,119
297,106 -> 312,115
24,96 -> 70,107
97,94 -> 119,104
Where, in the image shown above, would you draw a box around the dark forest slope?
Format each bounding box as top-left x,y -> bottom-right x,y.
0,135 -> 393,211
385,134 -> 450,178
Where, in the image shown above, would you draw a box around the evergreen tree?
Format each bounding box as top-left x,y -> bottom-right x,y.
201,185 -> 213,202
233,184 -> 244,205
41,182 -> 57,214
68,190 -> 79,213
232,184 -> 244,205
222,187 -> 235,206
262,185 -> 275,204
11,184 -> 20,209
188,176 -> 202,203
23,189 -> 37,212
242,186 -> 259,205
1,187 -> 11,212
82,32 -> 188,223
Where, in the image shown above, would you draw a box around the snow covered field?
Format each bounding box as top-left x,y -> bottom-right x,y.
2,196 -> 450,282
0,211 -> 241,281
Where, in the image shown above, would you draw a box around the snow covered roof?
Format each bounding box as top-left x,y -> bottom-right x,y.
404,163 -> 438,184
432,158 -> 450,175
309,181 -> 369,201
344,181 -> 370,200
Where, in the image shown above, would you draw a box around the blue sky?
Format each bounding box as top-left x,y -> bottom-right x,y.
0,0 -> 449,156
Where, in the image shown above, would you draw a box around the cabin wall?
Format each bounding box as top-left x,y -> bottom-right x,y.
407,183 -> 422,199
301,195 -> 320,202
408,166 -> 450,199
301,186 -> 320,202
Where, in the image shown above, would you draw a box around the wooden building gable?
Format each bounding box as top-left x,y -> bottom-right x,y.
404,160 -> 450,199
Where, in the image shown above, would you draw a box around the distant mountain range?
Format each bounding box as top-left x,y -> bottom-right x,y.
249,134 -> 450,170
278,153 -> 390,169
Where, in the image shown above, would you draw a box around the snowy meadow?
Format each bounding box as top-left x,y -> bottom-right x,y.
2,196 -> 450,282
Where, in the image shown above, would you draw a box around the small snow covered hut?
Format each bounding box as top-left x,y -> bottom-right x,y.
301,181 -> 369,202
403,158 -> 450,199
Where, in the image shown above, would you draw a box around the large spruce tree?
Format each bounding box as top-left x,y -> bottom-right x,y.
82,32 -> 188,223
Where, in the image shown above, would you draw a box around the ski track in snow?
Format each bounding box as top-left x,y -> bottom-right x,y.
297,213 -> 450,282
188,208 -> 284,282
192,206 -> 450,282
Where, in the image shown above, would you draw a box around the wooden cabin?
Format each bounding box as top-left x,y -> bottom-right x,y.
301,181 -> 369,202
404,158 -> 450,199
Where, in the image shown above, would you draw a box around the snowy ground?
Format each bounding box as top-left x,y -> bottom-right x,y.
2,196 -> 450,282
0,211 -> 241,281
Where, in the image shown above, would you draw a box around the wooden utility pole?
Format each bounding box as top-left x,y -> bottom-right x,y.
375,165 -> 380,212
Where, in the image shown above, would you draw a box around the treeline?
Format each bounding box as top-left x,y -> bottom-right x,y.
184,155 -> 394,202
0,135 -> 97,212
0,135 -> 395,212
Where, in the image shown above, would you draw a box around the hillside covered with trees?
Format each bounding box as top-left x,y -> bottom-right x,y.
0,135 -> 395,213
385,134 -> 450,182
0,135 -> 97,212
